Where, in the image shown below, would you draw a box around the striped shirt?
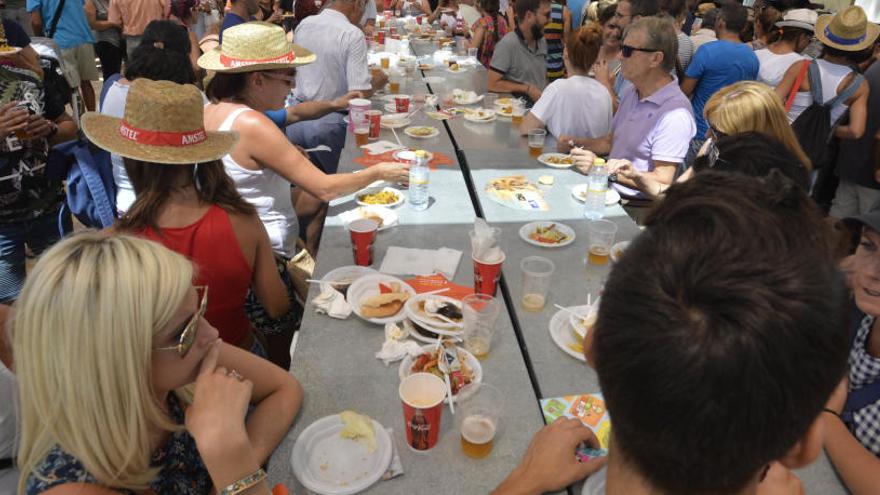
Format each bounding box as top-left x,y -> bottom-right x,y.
545,2 -> 565,82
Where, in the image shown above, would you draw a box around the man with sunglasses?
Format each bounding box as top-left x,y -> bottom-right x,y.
561,16 -> 695,200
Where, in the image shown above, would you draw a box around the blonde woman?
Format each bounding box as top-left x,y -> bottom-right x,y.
16,233 -> 303,494
577,81 -> 811,199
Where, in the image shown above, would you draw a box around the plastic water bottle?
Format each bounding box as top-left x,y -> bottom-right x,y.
409,150 -> 430,211
584,157 -> 607,220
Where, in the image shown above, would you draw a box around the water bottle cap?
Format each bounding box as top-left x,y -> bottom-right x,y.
415,150 -> 428,158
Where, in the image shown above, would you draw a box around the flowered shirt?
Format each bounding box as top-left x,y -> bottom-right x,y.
474,15 -> 509,68
25,394 -> 212,494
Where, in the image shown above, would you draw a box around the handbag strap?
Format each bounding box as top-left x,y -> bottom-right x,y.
46,0 -> 67,39
785,59 -> 811,112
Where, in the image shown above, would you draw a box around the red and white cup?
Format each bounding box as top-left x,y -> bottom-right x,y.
366,110 -> 382,139
376,30 -> 386,45
399,373 -> 447,452
348,98 -> 372,132
395,95 -> 411,113
416,14 -> 424,24
349,218 -> 379,266
383,8 -> 392,19
473,251 -> 505,296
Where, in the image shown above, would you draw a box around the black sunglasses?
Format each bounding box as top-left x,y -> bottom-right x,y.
621,44 -> 659,58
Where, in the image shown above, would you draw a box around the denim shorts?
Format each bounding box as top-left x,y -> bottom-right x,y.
0,208 -> 64,303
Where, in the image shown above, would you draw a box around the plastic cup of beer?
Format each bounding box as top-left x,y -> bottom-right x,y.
354,125 -> 370,146
520,256 -> 555,312
484,92 -> 497,109
388,76 -> 401,94
528,129 -> 546,158
381,55 -> 391,69
399,372 -> 447,452
462,294 -> 501,359
586,219 -> 618,266
458,383 -> 503,459
510,102 -> 526,124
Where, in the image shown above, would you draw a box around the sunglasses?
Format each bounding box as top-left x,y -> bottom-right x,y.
621,44 -> 659,58
263,71 -> 297,86
155,285 -> 208,358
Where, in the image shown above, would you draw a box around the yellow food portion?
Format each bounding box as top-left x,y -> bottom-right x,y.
339,410 -> 377,453
0,45 -> 15,53
358,190 -> 399,205
407,127 -> 435,136
567,342 -> 584,354
545,155 -> 573,165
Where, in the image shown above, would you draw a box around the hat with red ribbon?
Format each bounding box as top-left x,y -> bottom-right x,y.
198,21 -> 316,73
81,79 -> 238,164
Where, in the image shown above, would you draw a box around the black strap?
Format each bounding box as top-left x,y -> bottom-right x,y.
46,0 -> 67,39
0,457 -> 13,470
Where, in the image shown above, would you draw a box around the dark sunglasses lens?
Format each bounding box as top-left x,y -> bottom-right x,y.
622,46 -> 632,57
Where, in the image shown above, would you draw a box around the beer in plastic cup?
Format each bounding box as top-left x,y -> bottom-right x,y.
520,256 -> 555,312
354,126 -> 369,146
458,383 -> 503,458
399,373 -> 447,451
528,129 -> 546,158
462,294 -> 501,358
587,220 -> 617,266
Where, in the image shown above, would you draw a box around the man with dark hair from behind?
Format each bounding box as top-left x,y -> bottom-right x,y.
493,171 -> 850,495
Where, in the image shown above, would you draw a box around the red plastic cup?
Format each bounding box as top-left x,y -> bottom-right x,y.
366,110 -> 382,139
383,8 -> 392,18
473,251 -> 505,296
376,30 -> 386,44
349,218 -> 379,266
399,373 -> 447,451
416,15 -> 423,24
389,26 -> 397,35
395,95 -> 411,113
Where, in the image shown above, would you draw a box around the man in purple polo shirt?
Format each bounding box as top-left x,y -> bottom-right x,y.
561,16 -> 695,199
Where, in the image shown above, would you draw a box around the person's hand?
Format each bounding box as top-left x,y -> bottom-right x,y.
23,114 -> 56,140
374,161 -> 411,185
332,91 -> 365,111
593,58 -> 609,86
0,102 -> 29,140
825,376 -> 849,416
526,85 -> 542,104
363,23 -> 375,37
502,418 -> 607,494
268,8 -> 283,22
557,135 -> 575,153
756,462 -> 805,495
607,159 -> 638,180
571,147 -> 596,174
371,68 -> 389,89
186,340 -> 254,451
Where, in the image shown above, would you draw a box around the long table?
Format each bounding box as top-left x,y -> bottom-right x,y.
267,38 -> 847,495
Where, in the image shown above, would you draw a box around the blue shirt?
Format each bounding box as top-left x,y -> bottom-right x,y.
684,40 -> 759,138
26,0 -> 94,49
568,0 -> 586,29
219,13 -> 249,43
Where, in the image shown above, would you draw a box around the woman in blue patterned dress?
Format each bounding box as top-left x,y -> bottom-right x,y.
14,233 -> 304,494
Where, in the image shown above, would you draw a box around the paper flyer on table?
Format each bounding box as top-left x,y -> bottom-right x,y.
540,393 -> 612,450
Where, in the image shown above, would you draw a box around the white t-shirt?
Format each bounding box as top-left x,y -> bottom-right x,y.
360,0 -> 377,26
294,8 -> 373,102
100,80 -> 135,215
755,48 -> 805,88
530,75 -> 612,139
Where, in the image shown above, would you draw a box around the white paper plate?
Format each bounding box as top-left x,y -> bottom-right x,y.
494,97 -> 517,107
537,153 -> 574,169
380,113 -> 412,129
355,186 -> 405,207
571,184 -> 622,206
446,66 -> 468,74
463,109 -> 496,123
418,63 -> 435,71
404,294 -> 464,331
399,344 -> 482,403
393,149 -> 434,162
519,221 -> 576,248
452,93 -> 483,105
406,319 -> 460,343
566,303 -> 597,337
319,266 -> 377,295
347,274 -> 416,324
403,126 -> 439,139
0,46 -> 22,57
610,241 -> 630,263
339,206 -> 399,231
291,414 -> 393,495
549,307 -> 587,362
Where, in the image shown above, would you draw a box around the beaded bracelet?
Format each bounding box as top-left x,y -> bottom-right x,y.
219,468 -> 267,495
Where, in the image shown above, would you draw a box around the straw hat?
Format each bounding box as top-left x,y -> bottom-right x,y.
815,6 -> 880,51
775,8 -> 818,32
198,21 -> 316,73
81,79 -> 238,165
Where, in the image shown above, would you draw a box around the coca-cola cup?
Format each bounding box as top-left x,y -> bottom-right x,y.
395,95 -> 411,113
366,110 -> 382,139
349,218 -> 379,266
399,372 -> 447,452
472,251 -> 505,296
416,14 -> 423,24
376,30 -> 386,45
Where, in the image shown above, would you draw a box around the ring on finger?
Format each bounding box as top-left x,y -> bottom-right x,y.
228,369 -> 244,381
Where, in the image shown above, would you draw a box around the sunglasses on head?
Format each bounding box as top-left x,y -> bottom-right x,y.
155,285 -> 208,358
621,44 -> 659,58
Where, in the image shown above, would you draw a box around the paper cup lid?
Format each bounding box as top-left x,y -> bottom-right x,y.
349,98 -> 372,107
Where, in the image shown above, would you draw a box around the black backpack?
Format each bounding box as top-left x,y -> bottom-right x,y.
788,59 -> 864,171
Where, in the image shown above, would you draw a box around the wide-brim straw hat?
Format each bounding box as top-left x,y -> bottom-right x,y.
815,6 -> 880,51
81,79 -> 238,165
198,21 -> 316,73
775,8 -> 818,32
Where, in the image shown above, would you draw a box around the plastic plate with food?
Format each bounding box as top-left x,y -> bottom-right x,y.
519,222 -> 576,248
319,265 -> 377,298
393,149 -> 434,162
380,113 -> 412,129
404,126 -> 439,139
398,342 -> 482,403
610,241 -> 630,262
451,89 -> 482,105
446,64 -> 468,73
339,206 -> 399,232
356,187 -> 405,207
548,305 -> 592,362
291,412 -> 392,495
404,294 -> 464,331
537,153 -> 574,168
463,108 -> 497,123
347,274 -> 417,324
571,184 -> 622,206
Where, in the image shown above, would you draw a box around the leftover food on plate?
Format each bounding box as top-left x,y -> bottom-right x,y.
418,298 -> 463,323
409,342 -> 474,395
426,110 -> 453,120
465,109 -> 496,121
360,282 -> 410,318
418,63 -> 433,70
544,154 -> 573,165
487,175 -> 539,193
339,411 -> 377,453
357,189 -> 400,205
528,223 -> 570,244
495,97 -> 515,106
451,89 -> 479,104
404,126 -> 437,137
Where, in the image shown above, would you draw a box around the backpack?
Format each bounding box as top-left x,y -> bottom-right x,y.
46,138 -> 117,234
38,54 -> 73,112
786,59 -> 864,171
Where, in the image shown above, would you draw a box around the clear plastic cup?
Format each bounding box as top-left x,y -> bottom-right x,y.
586,220 -> 618,266
528,129 -> 546,158
458,383 -> 503,458
462,294 -> 501,358
520,256 -> 555,312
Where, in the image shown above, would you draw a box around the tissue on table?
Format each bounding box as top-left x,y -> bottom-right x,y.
471,217 -> 504,263
379,246 -> 462,279
362,140 -> 406,155
312,285 -> 352,319
375,322 -> 423,366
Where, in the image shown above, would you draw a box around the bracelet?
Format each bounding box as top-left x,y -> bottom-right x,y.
219,468 -> 267,495
822,408 -> 841,418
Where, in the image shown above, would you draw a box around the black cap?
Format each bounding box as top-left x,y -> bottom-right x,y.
843,198 -> 880,233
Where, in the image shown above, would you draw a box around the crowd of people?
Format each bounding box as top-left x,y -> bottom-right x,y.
0,0 -> 878,491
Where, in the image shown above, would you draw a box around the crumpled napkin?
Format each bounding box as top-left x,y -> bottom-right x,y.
312,285 -> 351,319
382,427 -> 405,480
376,322 -> 423,366
362,140 -> 406,155
471,217 -> 503,263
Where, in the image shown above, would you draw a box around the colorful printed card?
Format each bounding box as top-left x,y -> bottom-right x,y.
540,393 -> 612,452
